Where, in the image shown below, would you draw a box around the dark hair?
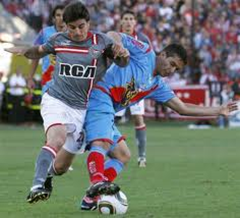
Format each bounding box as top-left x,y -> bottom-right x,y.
52,4 -> 65,18
163,43 -> 187,65
63,2 -> 90,24
121,10 -> 136,19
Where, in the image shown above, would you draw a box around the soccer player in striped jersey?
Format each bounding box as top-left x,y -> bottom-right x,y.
115,10 -> 152,167
80,32 -> 238,210
27,4 -> 74,172
5,2 -> 129,204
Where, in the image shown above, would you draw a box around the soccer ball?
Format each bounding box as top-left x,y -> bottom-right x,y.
98,191 -> 128,215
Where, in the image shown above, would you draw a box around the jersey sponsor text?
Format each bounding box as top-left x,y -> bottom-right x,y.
59,63 -> 97,79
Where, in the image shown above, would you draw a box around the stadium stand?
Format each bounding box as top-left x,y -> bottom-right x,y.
2,0 -> 239,84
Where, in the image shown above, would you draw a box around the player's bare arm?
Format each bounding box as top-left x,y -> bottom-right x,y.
4,45 -> 48,59
107,31 -> 122,45
105,31 -> 130,67
27,59 -> 40,89
165,97 -> 238,117
104,44 -> 129,67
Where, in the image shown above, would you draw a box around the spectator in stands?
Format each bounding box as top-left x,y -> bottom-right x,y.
8,67 -> 26,124
2,0 -> 239,85
226,48 -> 240,79
0,72 -> 5,120
231,76 -> 240,101
218,83 -> 234,128
199,65 -> 218,86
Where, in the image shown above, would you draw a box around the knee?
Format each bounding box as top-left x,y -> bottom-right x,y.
46,126 -> 67,149
54,162 -> 68,175
110,148 -> 131,165
91,141 -> 111,152
121,150 -> 131,164
121,144 -> 131,164
47,134 -> 66,149
134,115 -> 145,127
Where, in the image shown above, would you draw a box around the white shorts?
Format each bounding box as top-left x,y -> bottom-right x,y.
115,100 -> 145,116
41,93 -> 86,154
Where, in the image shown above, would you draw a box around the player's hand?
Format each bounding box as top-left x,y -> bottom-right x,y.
4,47 -> 27,55
219,101 -> 239,116
112,44 -> 130,59
27,77 -> 35,89
119,48 -> 130,58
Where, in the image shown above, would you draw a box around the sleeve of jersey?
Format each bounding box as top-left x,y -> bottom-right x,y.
147,79 -> 176,103
142,34 -> 152,46
121,33 -> 150,55
42,34 -> 56,54
102,33 -> 114,47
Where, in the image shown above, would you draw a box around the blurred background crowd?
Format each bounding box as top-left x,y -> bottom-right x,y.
0,0 -> 240,125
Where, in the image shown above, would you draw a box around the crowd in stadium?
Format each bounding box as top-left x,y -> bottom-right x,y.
2,0 -> 240,86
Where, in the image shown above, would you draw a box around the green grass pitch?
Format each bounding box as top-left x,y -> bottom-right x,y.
0,121 -> 240,218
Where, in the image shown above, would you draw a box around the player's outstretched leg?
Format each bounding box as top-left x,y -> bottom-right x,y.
86,146 -> 120,198
27,145 -> 56,204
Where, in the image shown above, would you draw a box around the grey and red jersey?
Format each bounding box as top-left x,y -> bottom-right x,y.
42,31 -> 114,109
131,31 -> 151,45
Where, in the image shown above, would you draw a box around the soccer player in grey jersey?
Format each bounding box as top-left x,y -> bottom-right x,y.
5,2 -> 129,204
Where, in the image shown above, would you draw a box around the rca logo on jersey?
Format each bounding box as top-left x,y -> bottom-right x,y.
59,63 -> 96,79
